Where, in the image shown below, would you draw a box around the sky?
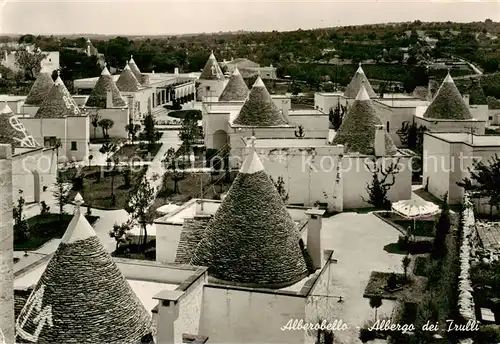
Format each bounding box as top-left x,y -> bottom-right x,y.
2,0 -> 500,35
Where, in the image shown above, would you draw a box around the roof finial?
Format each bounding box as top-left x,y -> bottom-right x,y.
74,192 -> 84,214
359,62 -> 362,67
57,69 -> 60,77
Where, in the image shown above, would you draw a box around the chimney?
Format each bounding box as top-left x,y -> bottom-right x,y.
195,199 -> 204,215
174,67 -> 179,75
374,124 -> 385,157
153,290 -> 183,344
0,144 -> 14,344
106,91 -> 113,108
305,208 -> 326,270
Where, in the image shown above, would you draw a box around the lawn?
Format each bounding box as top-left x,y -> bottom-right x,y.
61,165 -> 148,210
363,271 -> 427,302
113,143 -> 162,162
15,214 -> 99,250
152,172 -> 235,213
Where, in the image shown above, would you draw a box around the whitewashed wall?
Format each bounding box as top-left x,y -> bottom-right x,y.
341,156 -> 412,209
199,286 -> 305,344
288,113 -> 330,139
313,93 -> 346,114
21,105 -> 39,117
373,102 -> 416,147
469,105 -> 489,123
87,108 -> 129,139
12,148 -> 57,204
198,80 -> 227,101
175,274 -> 205,344
66,115 -> 89,161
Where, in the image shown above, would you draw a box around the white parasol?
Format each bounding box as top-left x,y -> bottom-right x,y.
392,197 -> 441,234
156,203 -> 180,215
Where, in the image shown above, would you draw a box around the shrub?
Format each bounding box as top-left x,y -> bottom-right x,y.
474,325 -> 500,344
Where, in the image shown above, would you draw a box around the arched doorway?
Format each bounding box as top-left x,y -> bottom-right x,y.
213,130 -> 229,152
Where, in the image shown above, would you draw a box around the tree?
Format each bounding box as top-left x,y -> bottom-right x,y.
15,49 -> 48,80
143,113 -> 158,148
433,192 -> 450,258
458,154 -> 500,216
331,101 -> 343,131
126,178 -> 156,248
98,118 -> 114,140
363,157 -> 402,210
125,120 -> 141,144
271,176 -> 289,203
13,190 -> 29,244
91,114 -> 100,139
164,148 -> 186,194
53,175 -> 70,218
109,220 -> 133,250
369,296 -> 382,321
178,111 -> 202,158
99,141 -> 118,169
402,255 -> 411,281
109,156 -> 120,206
294,125 -> 305,138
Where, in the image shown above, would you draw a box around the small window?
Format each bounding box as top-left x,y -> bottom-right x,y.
71,141 -> 77,151
386,121 -> 390,132
489,116 -> 493,120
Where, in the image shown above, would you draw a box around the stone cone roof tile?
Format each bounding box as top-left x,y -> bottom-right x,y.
15,210 -> 154,344
199,52 -> 224,80
0,103 -> 40,149
175,215 -> 213,264
191,151 -> 309,288
343,65 -> 376,98
219,68 -> 249,101
86,66 -> 127,108
233,76 -> 288,126
24,69 -> 54,106
423,73 -> 472,120
116,64 -> 140,92
128,56 -> 143,83
35,77 -> 81,118
332,85 -> 397,155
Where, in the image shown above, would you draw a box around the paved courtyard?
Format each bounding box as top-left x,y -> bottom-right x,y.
320,212 -> 404,344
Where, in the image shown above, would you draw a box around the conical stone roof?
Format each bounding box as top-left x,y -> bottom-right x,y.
199,52 -> 224,80
128,56 -> 143,83
15,209 -> 154,344
24,66 -> 54,106
218,67 -> 249,101
332,85 -> 397,155
423,73 -> 473,120
85,65 -> 127,108
35,76 -> 81,118
0,103 -> 40,150
116,63 -> 140,92
233,76 -> 288,126
191,150 -> 309,288
469,79 -> 487,105
344,64 -> 376,98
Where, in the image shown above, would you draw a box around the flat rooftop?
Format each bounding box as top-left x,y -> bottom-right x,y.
0,95 -> 26,101
251,138 -> 330,148
375,99 -> 430,108
427,132 -> 500,147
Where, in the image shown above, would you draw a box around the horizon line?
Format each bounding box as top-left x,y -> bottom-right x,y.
0,19 -> 495,37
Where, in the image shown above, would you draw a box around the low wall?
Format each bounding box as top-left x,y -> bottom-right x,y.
458,194 -> 476,322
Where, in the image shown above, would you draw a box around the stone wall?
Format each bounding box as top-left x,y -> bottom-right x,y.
458,194 -> 476,322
